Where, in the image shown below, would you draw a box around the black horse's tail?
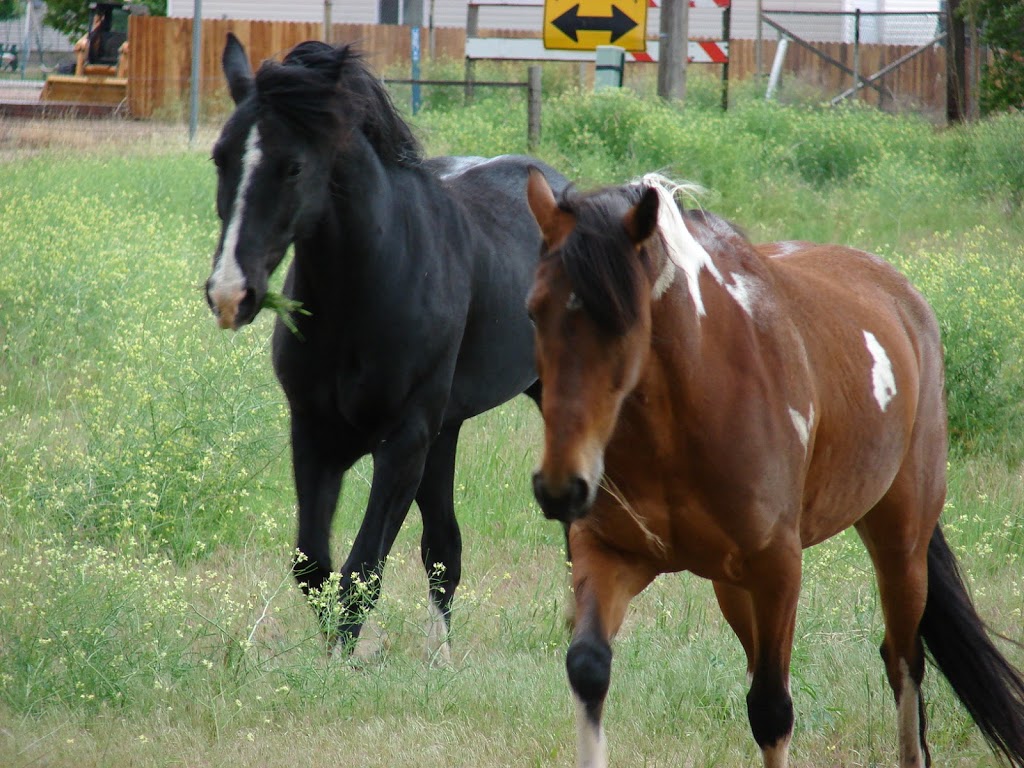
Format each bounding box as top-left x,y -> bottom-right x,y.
919,525 -> 1024,767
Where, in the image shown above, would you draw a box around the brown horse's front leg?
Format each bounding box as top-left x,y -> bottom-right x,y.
744,544 -> 802,768
566,525 -> 655,768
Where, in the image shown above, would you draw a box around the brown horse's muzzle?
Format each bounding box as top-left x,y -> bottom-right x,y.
532,470 -> 593,523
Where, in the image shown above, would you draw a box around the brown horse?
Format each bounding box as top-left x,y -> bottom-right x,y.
525,169 -> 1024,768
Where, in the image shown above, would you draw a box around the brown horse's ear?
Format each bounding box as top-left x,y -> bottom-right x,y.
527,167 -> 574,249
623,186 -> 660,245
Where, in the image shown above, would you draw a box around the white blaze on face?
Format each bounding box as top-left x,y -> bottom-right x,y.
209,126 -> 263,326
863,330 -> 898,411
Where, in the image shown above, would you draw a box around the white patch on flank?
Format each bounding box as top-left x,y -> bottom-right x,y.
211,126 -> 263,301
636,173 -> 723,317
897,660 -> 924,767
863,330 -> 898,411
574,693 -> 608,768
424,595 -> 451,667
724,271 -> 758,316
788,402 -> 814,453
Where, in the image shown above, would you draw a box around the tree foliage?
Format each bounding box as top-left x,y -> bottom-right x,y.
0,0 -> 20,22
42,0 -> 165,41
967,0 -> 1024,113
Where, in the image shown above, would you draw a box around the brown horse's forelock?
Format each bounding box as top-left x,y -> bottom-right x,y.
557,185 -> 651,336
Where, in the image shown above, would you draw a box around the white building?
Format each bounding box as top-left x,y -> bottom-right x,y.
166,1 -> 942,45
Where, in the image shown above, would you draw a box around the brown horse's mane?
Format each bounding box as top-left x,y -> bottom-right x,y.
553,181 -> 748,335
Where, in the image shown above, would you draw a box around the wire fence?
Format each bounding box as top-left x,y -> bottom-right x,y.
761,9 -> 942,47
759,9 -> 956,117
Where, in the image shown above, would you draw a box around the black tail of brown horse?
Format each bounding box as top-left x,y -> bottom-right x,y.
920,525 -> 1024,767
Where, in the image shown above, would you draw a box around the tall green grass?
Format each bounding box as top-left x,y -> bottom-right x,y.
1,88 -> 1023,767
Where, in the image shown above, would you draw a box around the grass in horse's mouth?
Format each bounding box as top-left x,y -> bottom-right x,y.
261,291 -> 310,335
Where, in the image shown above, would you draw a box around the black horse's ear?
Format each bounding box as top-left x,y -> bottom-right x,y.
623,186 -> 660,245
223,32 -> 253,105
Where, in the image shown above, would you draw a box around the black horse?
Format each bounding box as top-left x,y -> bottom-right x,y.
205,34 -> 568,658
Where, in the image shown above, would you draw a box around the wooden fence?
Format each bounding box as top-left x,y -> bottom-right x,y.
127,15 -> 949,119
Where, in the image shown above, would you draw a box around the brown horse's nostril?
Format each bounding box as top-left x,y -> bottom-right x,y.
533,471 -> 591,522
568,476 -> 589,512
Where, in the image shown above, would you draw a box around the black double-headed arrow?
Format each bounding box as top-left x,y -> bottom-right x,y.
552,4 -> 638,43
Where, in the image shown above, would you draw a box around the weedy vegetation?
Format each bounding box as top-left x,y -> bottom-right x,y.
1,66 -> 1022,767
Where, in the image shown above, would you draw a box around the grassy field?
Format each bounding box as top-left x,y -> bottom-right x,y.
1,76 -> 1023,767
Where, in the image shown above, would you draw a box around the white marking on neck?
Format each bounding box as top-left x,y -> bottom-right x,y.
651,258 -> 676,300
863,331 -> 897,411
211,126 -> 262,300
788,402 -> 814,453
897,660 -> 924,767
574,693 -> 607,768
724,271 -> 757,316
637,174 -> 723,317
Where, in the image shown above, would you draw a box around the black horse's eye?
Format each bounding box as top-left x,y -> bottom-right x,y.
286,160 -> 303,179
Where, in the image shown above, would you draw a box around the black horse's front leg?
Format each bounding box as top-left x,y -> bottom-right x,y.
329,416 -> 435,652
289,411 -> 362,642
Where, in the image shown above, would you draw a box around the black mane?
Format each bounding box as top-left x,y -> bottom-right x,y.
253,41 -> 422,166
555,184 -> 650,336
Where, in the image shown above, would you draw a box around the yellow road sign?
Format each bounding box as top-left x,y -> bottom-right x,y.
543,0 -> 648,52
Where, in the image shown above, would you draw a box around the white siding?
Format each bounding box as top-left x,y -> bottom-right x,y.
167,0 -> 940,43
168,1 -> 375,23
0,20 -> 74,52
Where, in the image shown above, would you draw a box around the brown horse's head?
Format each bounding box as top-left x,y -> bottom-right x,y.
525,169 -> 665,523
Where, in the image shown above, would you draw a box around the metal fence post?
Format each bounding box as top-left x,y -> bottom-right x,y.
527,65 -> 541,152
853,8 -> 861,99
464,3 -> 477,104
189,0 -> 202,145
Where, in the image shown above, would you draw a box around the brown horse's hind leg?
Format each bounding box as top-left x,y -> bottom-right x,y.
856,474 -> 943,768
566,526 -> 655,768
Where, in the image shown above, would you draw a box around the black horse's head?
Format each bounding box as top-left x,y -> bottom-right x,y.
205,33 -> 421,330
